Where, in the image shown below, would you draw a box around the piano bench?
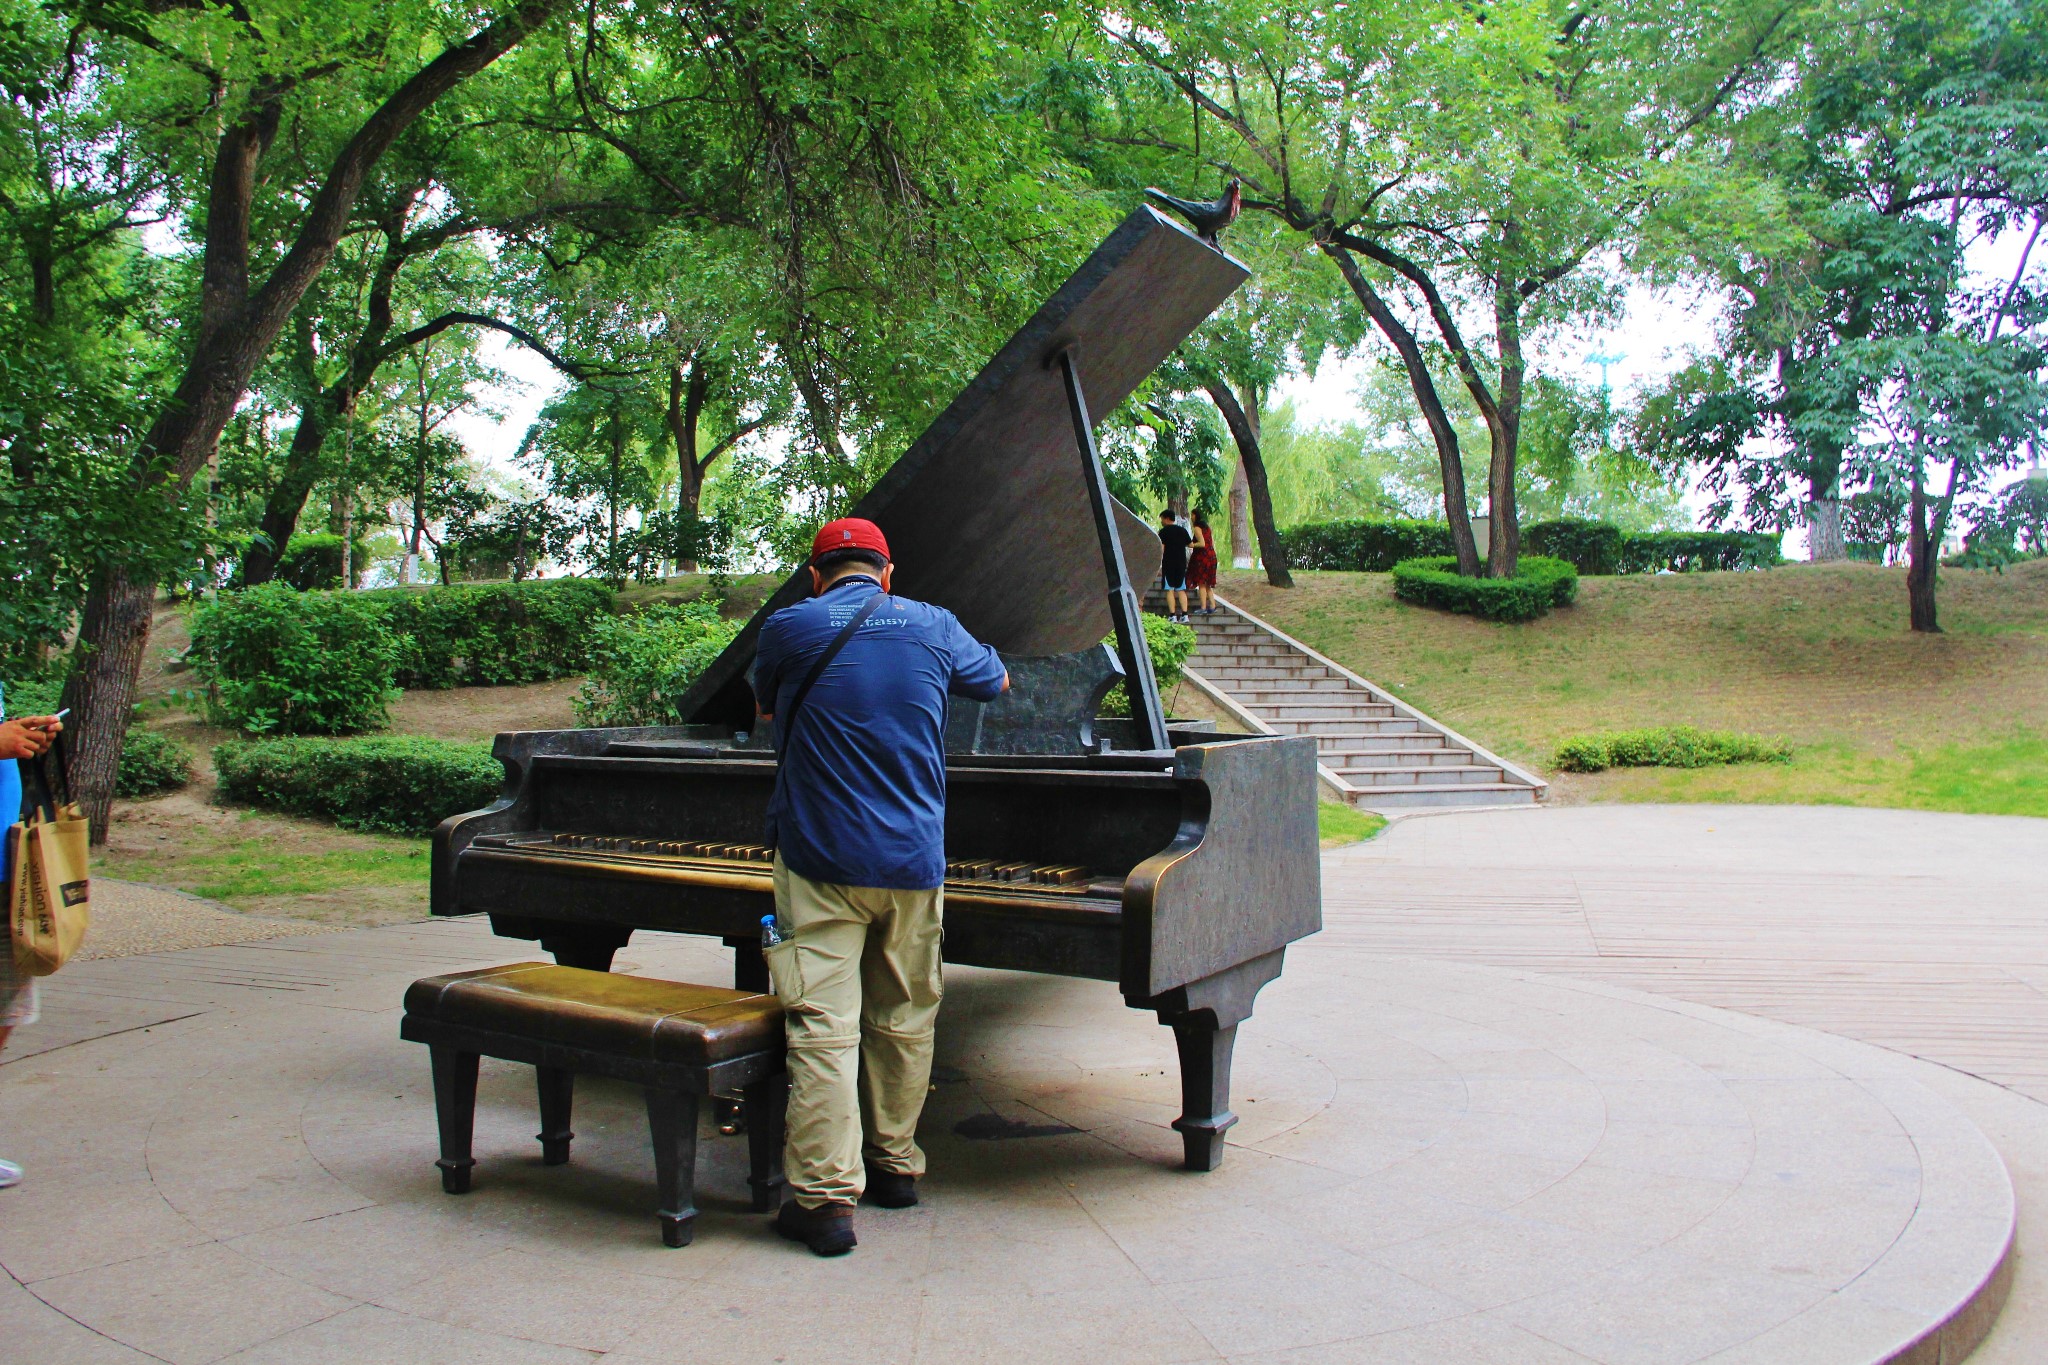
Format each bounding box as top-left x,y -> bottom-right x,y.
400,961 -> 788,1248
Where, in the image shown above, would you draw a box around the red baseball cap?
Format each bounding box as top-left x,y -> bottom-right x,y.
811,517 -> 890,563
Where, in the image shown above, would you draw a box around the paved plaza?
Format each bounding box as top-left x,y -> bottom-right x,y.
0,804 -> 2041,1363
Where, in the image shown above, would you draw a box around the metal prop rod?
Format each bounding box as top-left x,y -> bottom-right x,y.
1053,346 -> 1171,751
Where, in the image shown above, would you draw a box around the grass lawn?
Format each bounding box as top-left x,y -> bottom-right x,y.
1319,803 -> 1387,847
1220,558 -> 2048,817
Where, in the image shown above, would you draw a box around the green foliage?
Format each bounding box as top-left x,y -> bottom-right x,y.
1523,520 -> 1627,575
272,534 -> 357,592
188,584 -> 402,735
359,579 -> 615,690
1617,531 -> 1782,573
573,601 -> 742,728
1391,556 -> 1579,622
1283,520 -> 1457,571
214,737 -> 502,837
1,678 -> 62,719
1554,727 -> 1792,773
116,728 -> 191,797
1526,520 -> 1782,574
1100,615 -> 1199,717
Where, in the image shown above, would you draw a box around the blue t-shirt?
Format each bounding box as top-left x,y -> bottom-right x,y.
0,685 -> 19,879
752,576 -> 1007,889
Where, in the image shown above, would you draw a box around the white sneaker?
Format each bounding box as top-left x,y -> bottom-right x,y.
0,1159 -> 21,1189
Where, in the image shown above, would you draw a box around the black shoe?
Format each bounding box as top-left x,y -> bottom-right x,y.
775,1199 -> 857,1256
863,1170 -> 918,1208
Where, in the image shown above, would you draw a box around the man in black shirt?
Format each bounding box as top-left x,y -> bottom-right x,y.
1158,510 -> 1193,622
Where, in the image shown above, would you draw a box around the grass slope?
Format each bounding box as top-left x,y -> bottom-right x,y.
1221,559 -> 2048,817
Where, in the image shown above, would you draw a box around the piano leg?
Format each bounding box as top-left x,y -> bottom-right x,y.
539,923 -> 634,973
728,936 -> 771,993
1150,949 -> 1287,1172
1168,1019 -> 1239,1172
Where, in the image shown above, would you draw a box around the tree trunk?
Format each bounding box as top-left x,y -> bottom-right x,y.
1487,275 -> 1524,578
59,0 -> 566,835
1320,244 -> 1481,575
1203,380 -> 1293,588
668,358 -> 705,570
1227,459 -> 1252,567
59,569 -> 154,841
1228,384 -> 1255,567
1806,470 -> 1845,562
1906,459 -> 1940,633
243,389 -> 343,586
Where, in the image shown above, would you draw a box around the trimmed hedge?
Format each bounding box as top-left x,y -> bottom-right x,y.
359,578 -> 616,689
1280,520 -> 1456,572
188,583 -> 403,734
214,736 -> 502,836
1616,530 -> 1781,573
1391,555 -> 1578,622
1290,517 -> 1780,575
1554,726 -> 1792,772
1522,519 -> 1627,575
117,729 -> 193,797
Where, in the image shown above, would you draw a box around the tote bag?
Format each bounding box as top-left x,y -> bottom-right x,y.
9,735 -> 89,976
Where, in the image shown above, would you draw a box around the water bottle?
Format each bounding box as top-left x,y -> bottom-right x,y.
760,914 -> 786,948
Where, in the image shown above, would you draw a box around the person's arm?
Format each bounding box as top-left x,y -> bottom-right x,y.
942,615 -> 1009,701
752,621 -> 785,723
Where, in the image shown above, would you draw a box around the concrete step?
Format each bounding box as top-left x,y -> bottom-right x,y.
1215,679 -> 1354,695
1269,717 -> 1425,736
1259,704 -> 1397,721
1322,747 -> 1471,767
1343,783 -> 1542,810
1334,765 -> 1507,787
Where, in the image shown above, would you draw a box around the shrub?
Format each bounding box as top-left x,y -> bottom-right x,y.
1279,519 -> 1456,571
1616,530 -> 1780,573
1553,726 -> 1792,772
1523,519 -> 1626,575
360,578 -> 616,689
1390,555 -> 1578,622
573,600 -> 742,727
1101,615 -> 1199,716
214,736 -> 502,835
1,678 -> 61,718
117,728 -> 192,797
272,533 -> 360,591
187,583 -> 403,734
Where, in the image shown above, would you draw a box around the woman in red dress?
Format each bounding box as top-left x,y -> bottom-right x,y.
1186,508 -> 1220,615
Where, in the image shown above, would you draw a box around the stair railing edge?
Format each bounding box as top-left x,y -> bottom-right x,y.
1181,665 -> 1363,805
1209,594 -> 1549,797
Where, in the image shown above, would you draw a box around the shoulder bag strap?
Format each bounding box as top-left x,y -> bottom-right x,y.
775,591 -> 886,759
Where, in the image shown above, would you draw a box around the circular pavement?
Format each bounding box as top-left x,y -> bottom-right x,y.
0,921 -> 2014,1364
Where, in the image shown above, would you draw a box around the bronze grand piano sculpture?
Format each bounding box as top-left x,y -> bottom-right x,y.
432,205 -> 1322,1170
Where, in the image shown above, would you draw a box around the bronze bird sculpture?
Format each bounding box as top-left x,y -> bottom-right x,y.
1144,179 -> 1242,247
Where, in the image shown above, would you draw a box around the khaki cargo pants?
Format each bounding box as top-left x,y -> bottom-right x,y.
766,856 -> 943,1208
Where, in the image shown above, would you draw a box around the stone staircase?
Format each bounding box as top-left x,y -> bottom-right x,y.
1163,594 -> 1546,810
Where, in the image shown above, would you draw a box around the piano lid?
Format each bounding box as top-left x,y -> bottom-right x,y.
680,205 -> 1249,728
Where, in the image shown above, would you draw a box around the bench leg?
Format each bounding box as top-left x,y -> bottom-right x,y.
742,1071 -> 788,1213
537,1067 -> 574,1165
644,1087 -> 700,1247
430,1046 -> 480,1194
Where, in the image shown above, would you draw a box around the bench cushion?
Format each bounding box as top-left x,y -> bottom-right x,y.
405,963 -> 783,1068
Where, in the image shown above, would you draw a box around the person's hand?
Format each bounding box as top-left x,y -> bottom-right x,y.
0,716 -> 59,761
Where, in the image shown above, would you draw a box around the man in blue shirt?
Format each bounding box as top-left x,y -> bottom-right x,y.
752,517 -> 1007,1255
